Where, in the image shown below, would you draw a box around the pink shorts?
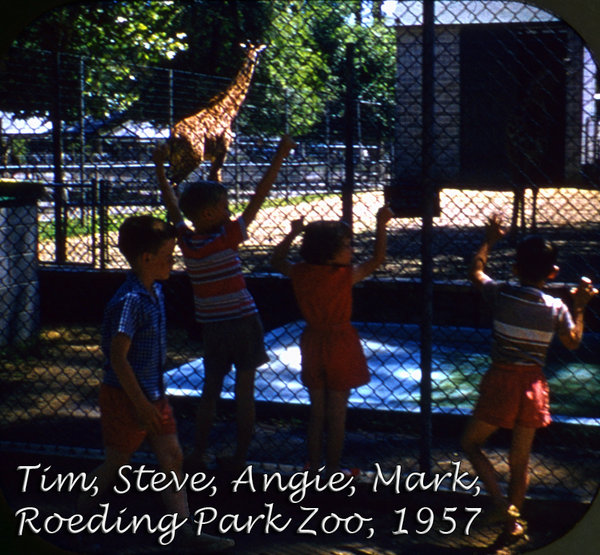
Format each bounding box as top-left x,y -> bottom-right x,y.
300,326 -> 370,392
99,384 -> 177,454
473,363 -> 551,429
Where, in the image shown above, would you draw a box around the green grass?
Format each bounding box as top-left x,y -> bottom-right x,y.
38,193 -> 335,241
38,207 -> 166,242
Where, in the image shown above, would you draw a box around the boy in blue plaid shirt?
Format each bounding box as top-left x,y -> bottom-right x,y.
79,215 -> 232,551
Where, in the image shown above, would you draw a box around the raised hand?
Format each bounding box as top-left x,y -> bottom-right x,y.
485,213 -> 506,246
290,217 -> 305,236
570,276 -> 598,307
277,134 -> 297,158
376,204 -> 394,226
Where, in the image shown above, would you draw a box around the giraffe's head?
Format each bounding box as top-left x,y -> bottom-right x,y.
240,42 -> 267,62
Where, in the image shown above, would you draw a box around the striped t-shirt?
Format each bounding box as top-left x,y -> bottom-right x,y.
177,218 -> 257,323
481,278 -> 575,366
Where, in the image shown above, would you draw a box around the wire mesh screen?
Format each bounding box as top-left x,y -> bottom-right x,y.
1,0 -> 599,514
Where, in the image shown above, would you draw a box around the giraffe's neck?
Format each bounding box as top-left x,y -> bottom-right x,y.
211,53 -> 260,119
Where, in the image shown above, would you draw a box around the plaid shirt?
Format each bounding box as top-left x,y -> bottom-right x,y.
101,272 -> 167,401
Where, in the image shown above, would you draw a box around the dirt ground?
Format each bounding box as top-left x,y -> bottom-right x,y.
38,187 -> 600,277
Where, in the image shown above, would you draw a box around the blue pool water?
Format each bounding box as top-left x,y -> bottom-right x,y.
165,321 -> 600,426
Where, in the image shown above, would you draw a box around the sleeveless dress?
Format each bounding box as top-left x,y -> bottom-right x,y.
289,263 -> 369,391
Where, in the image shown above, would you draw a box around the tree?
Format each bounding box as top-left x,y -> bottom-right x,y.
3,0 -> 188,118
252,0 -> 396,139
1,0 -> 398,140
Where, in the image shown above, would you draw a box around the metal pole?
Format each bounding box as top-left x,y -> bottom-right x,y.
79,57 -> 85,189
595,70 -> 600,161
52,49 -> 66,264
99,178 -> 107,270
168,69 -> 174,128
325,103 -> 331,189
79,57 -> 96,265
343,43 -> 357,227
91,177 -> 97,268
284,88 -> 290,201
419,0 -> 435,476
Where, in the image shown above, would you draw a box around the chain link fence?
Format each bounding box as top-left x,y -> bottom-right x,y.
1,0 -> 599,514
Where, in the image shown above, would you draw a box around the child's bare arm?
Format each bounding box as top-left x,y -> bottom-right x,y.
352,205 -> 393,285
110,333 -> 162,434
271,218 -> 304,276
153,146 -> 184,226
469,213 -> 505,288
559,277 -> 598,350
242,135 -> 296,227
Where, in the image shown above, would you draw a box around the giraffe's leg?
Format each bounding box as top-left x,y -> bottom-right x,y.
531,186 -> 538,231
208,149 -> 227,182
511,186 -> 521,238
170,136 -> 203,184
153,141 -> 170,162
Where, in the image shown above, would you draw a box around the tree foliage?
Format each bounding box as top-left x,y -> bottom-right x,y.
1,0 -> 397,140
5,0 -> 188,118
256,0 -> 396,138
16,0 -> 188,64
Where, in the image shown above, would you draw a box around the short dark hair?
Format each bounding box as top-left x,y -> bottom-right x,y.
178,180 -> 227,221
299,220 -> 352,264
118,215 -> 176,265
515,235 -> 558,283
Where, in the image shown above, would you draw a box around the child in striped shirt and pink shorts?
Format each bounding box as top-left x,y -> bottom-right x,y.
461,214 -> 597,540
154,136 -> 295,473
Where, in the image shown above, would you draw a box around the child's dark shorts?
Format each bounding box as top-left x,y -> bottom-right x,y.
473,362 -> 551,429
99,384 -> 177,454
202,313 -> 269,376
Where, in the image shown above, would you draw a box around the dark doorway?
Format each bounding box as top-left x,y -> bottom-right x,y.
459,23 -> 568,186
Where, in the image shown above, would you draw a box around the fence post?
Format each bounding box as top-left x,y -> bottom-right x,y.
91,177 -> 97,268
325,102 -> 331,189
343,43 -> 357,227
168,68 -> 174,128
77,57 -> 87,231
52,49 -> 66,264
99,179 -> 108,270
284,88 -> 290,201
79,57 -> 86,188
419,0 -> 435,476
595,70 -> 600,161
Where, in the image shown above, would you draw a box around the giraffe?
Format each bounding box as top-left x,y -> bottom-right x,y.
159,42 -> 267,184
